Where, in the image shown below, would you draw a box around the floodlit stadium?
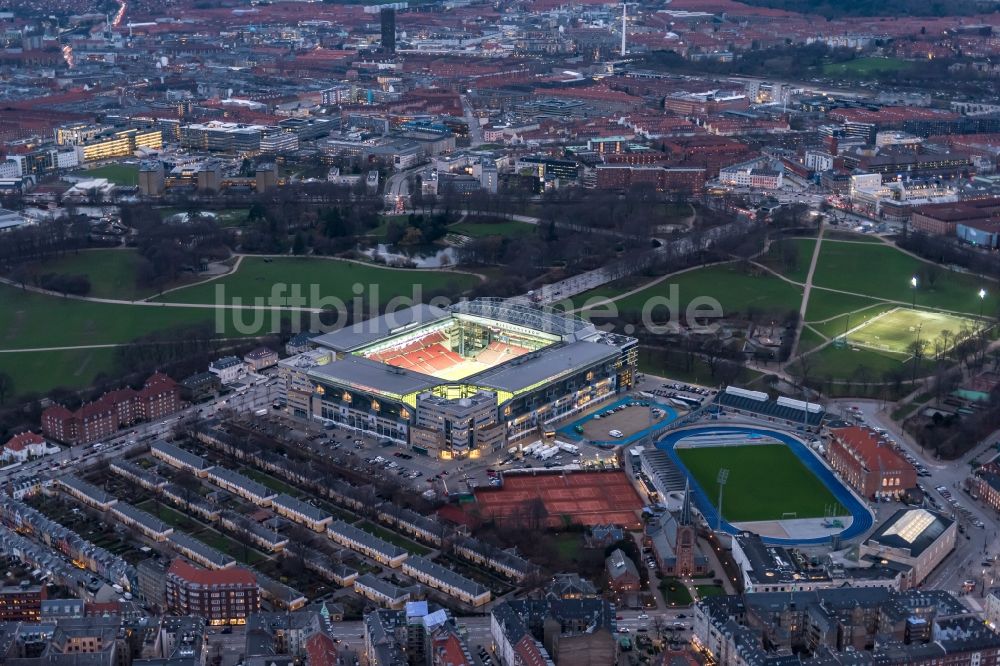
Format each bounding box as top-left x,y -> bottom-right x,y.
305,299 -> 638,458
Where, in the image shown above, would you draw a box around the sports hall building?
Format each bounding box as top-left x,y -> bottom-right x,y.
303,299 -> 637,458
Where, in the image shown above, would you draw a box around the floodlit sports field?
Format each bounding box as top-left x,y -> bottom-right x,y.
675,443 -> 845,523
845,307 -> 980,356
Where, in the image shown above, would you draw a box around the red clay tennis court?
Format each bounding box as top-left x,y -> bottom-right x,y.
472,471 -> 644,529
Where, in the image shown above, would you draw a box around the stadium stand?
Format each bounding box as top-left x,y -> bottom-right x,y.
715,386 -> 825,428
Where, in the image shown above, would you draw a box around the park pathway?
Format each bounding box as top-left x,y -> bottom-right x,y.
788,222 -> 825,362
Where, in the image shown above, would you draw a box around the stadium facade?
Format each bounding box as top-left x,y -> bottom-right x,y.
300,299 -> 637,458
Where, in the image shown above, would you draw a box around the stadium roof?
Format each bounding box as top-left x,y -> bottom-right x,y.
312,304 -> 451,353
864,508 -> 953,558
471,340 -> 620,393
450,298 -> 596,341
308,354 -> 440,397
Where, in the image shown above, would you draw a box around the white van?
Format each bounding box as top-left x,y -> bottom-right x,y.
609,430 -> 624,438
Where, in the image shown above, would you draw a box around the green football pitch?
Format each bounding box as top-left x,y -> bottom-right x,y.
675,444 -> 846,523
845,307 -> 981,356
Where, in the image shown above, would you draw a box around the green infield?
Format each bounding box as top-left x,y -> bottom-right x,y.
675,443 -> 845,522
72,163 -> 139,186
155,257 -> 479,307
450,219 -> 536,238
811,243 -> 998,315
845,307 -> 981,355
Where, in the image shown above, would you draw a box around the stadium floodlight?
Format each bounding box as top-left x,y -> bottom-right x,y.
716,468 -> 730,532
910,276 -> 918,308
980,288 -> 987,318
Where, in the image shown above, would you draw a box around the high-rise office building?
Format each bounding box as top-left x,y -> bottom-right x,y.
380,8 -> 396,54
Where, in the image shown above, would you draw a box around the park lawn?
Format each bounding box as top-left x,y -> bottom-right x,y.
797,344 -> 911,381
761,237 -> 816,283
1,347 -> 119,399
805,289 -> 884,324
155,256 -> 479,308
798,325 -> 827,355
588,264 -> 803,323
822,57 -> 913,77
811,243 -> 999,315
823,230 -> 885,243
450,219 -> 536,238
849,308 -> 979,354
73,163 -> 139,186
659,578 -> 694,607
357,521 -> 431,556
0,283 -> 261,351
19,249 -> 153,300
675,444 -> 844,522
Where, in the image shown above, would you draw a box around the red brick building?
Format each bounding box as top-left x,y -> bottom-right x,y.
0,584 -> 47,621
165,559 -> 259,626
594,164 -> 705,192
41,373 -> 181,445
910,197 -> 1000,236
827,427 -> 917,499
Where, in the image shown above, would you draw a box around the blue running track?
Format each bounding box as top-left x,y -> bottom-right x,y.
656,426 -> 873,546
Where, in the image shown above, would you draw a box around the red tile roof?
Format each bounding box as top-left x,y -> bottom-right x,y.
305,633 -> 339,666
167,559 -> 257,587
5,432 -> 44,452
830,427 -> 913,474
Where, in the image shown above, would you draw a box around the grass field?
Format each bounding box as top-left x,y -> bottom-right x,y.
73,163 -> 139,186
823,230 -> 885,243
822,57 -> 913,77
798,344 -> 910,382
1,347 -> 120,397
761,237 -> 816,283
846,307 -> 980,355
675,444 -> 845,522
581,264 -> 803,321
812,243 -> 998,315
450,219 -> 536,238
20,249 -> 153,301
156,257 -> 479,307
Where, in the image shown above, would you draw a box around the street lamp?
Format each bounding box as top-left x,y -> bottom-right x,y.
910,276 -> 918,309
716,468 -> 729,532
980,288 -> 987,319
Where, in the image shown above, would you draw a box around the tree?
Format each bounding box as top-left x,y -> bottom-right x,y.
0,371 -> 12,404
